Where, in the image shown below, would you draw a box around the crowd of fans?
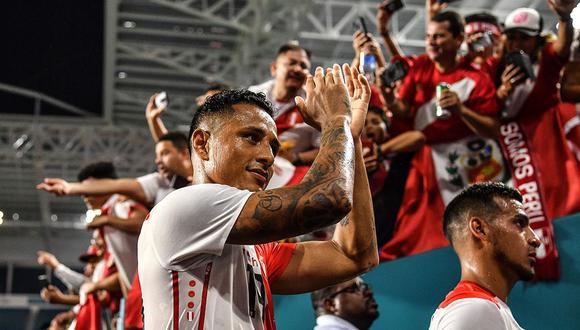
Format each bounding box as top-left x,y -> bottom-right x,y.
34,0 -> 579,329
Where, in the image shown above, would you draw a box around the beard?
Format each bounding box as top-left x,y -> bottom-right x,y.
493,243 -> 535,281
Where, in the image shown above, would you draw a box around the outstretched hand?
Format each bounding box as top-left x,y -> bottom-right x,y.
295,64 -> 352,132
37,250 -> 60,269
145,93 -> 167,120
343,64 -> 371,138
36,178 -> 71,196
548,0 -> 575,19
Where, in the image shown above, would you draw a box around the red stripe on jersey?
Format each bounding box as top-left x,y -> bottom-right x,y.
172,271 -> 179,330
438,281 -> 499,309
198,263 -> 213,330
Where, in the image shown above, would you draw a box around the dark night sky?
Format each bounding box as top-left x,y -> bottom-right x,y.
0,1 -> 104,116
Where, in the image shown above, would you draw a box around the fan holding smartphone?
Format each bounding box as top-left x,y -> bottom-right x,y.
351,17 -> 387,84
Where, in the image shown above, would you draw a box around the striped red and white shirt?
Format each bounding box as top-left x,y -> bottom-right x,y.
138,184 -> 296,329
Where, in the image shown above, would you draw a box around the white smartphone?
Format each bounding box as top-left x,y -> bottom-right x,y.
155,91 -> 169,109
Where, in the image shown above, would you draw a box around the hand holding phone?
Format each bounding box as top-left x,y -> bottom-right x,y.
155,91 -> 169,110
38,274 -> 50,289
382,0 -> 404,14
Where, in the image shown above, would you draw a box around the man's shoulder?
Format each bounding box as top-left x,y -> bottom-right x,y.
249,80 -> 275,94
430,297 -> 506,330
156,183 -> 247,206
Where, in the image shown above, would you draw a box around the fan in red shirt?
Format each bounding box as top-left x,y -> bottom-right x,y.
377,10 -> 503,260
492,3 -> 580,280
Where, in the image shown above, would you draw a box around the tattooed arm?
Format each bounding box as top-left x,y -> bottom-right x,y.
271,137 -> 378,294
271,66 -> 378,294
227,64 -> 355,245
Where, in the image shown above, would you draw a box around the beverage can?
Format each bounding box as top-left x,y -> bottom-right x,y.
436,83 -> 451,119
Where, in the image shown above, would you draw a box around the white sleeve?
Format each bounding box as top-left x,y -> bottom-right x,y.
149,184 -> 252,271
429,299 -> 507,330
54,264 -> 88,291
136,173 -> 161,204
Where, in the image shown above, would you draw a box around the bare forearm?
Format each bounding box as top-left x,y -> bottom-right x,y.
459,106 -> 500,139
146,116 -> 169,142
381,31 -> 404,58
272,139 -> 377,294
332,138 -> 378,271
52,294 -> 80,306
95,273 -> 121,292
380,131 -> 426,154
554,18 -> 573,59
69,179 -> 147,204
229,117 -> 354,244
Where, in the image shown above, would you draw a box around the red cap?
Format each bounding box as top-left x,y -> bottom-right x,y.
79,245 -> 99,263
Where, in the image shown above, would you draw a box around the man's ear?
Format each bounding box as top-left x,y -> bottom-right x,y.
323,298 -> 337,314
270,61 -> 277,77
468,216 -> 490,243
191,129 -> 210,161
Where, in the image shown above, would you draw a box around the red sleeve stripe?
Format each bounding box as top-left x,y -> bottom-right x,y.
172,271 -> 179,330
198,262 -> 213,330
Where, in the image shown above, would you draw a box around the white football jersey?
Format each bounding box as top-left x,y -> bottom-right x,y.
429,281 -> 524,330
138,184 -> 296,330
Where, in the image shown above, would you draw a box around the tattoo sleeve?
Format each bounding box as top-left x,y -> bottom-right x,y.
231,118 -> 355,244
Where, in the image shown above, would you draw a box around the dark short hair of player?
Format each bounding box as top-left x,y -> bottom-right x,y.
432,10 -> 466,38
188,89 -> 275,155
158,132 -> 189,152
276,42 -> 312,60
443,182 -> 522,246
464,12 -> 500,28
78,162 -> 118,182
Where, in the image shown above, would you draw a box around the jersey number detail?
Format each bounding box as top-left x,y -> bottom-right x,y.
246,264 -> 265,320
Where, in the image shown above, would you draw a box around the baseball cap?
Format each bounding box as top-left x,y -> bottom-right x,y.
78,245 -> 99,263
504,8 -> 542,36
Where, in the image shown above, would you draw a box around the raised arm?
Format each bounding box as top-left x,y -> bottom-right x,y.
549,0 -> 575,59
227,64 -> 358,245
272,65 -> 378,294
426,0 -> 448,24
351,31 -> 388,71
86,203 -> 148,234
145,93 -> 169,142
37,178 -> 148,205
377,4 -> 405,58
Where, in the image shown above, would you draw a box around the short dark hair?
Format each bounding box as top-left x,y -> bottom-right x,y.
188,89 -> 275,155
277,42 -> 312,60
432,10 -> 465,38
443,182 -> 522,246
158,132 -> 189,151
464,12 -> 500,27
78,162 -> 118,182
